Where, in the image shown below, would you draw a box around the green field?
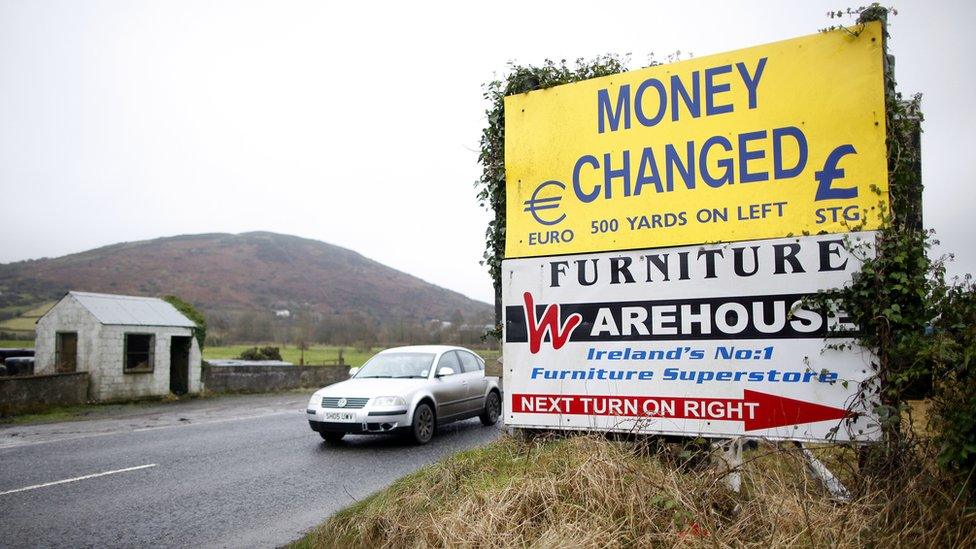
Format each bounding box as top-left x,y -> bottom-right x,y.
203,344 -> 501,371
0,301 -> 54,334
203,344 -> 377,367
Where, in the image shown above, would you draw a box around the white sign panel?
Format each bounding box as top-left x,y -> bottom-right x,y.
502,232 -> 880,442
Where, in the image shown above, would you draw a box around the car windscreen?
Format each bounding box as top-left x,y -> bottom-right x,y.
355,352 -> 436,379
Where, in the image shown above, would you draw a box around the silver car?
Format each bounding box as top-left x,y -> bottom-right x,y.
306,345 -> 502,444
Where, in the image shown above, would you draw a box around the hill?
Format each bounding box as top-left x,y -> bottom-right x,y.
0,232 -> 492,335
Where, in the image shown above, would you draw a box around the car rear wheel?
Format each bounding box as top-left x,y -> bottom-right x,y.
319,431 -> 345,443
480,391 -> 501,426
410,403 -> 435,444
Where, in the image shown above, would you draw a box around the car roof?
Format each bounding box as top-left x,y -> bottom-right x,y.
376,345 -> 470,355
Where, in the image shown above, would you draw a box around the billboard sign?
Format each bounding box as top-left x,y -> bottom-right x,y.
501,233 -> 880,442
504,22 -> 887,258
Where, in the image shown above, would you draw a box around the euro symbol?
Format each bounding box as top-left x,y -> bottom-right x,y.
814,144 -> 859,201
523,180 -> 566,226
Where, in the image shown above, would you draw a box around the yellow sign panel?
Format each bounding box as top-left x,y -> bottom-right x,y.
504,23 -> 887,258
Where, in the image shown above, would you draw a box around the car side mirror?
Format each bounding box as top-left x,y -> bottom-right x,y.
348,367 -> 360,377
436,366 -> 455,377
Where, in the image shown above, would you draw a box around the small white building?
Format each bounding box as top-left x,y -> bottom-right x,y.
34,291 -> 202,401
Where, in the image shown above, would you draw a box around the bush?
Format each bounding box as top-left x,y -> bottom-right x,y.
238,346 -> 283,361
162,295 -> 207,350
930,278 -> 976,484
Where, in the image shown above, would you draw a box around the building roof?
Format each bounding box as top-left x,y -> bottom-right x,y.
66,291 -> 197,328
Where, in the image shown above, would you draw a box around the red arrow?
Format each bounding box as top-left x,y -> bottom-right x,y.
740,390 -> 849,430
511,391 -> 849,431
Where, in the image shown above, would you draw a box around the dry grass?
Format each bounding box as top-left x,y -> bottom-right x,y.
292,434 -> 975,548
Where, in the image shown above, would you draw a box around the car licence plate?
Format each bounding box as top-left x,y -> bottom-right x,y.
324,412 -> 356,422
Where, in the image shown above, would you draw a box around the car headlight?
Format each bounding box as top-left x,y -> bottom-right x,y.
372,396 -> 406,407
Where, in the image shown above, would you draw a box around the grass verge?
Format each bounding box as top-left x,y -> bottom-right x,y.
0,387 -> 322,424
0,390 -> 246,425
0,340 -> 34,348
0,403 -> 104,425
291,434 -> 975,548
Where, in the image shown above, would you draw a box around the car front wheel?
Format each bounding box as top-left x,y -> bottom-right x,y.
410,403 -> 435,444
480,391 -> 501,426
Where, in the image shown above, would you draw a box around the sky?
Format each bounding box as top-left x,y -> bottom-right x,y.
0,0 -> 973,305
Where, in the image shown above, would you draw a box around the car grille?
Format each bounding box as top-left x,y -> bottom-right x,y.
321,397 -> 369,409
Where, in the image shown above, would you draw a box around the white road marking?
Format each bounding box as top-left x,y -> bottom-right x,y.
0,464 -> 157,496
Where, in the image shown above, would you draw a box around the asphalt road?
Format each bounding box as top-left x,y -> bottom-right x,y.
0,393 -> 503,548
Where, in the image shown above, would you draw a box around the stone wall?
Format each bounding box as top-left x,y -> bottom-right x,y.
202,365 -> 350,393
0,372 -> 89,416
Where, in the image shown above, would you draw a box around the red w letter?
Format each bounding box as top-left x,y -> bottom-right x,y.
523,292 -> 582,354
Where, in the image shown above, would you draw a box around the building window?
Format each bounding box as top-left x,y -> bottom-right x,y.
124,333 -> 155,373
